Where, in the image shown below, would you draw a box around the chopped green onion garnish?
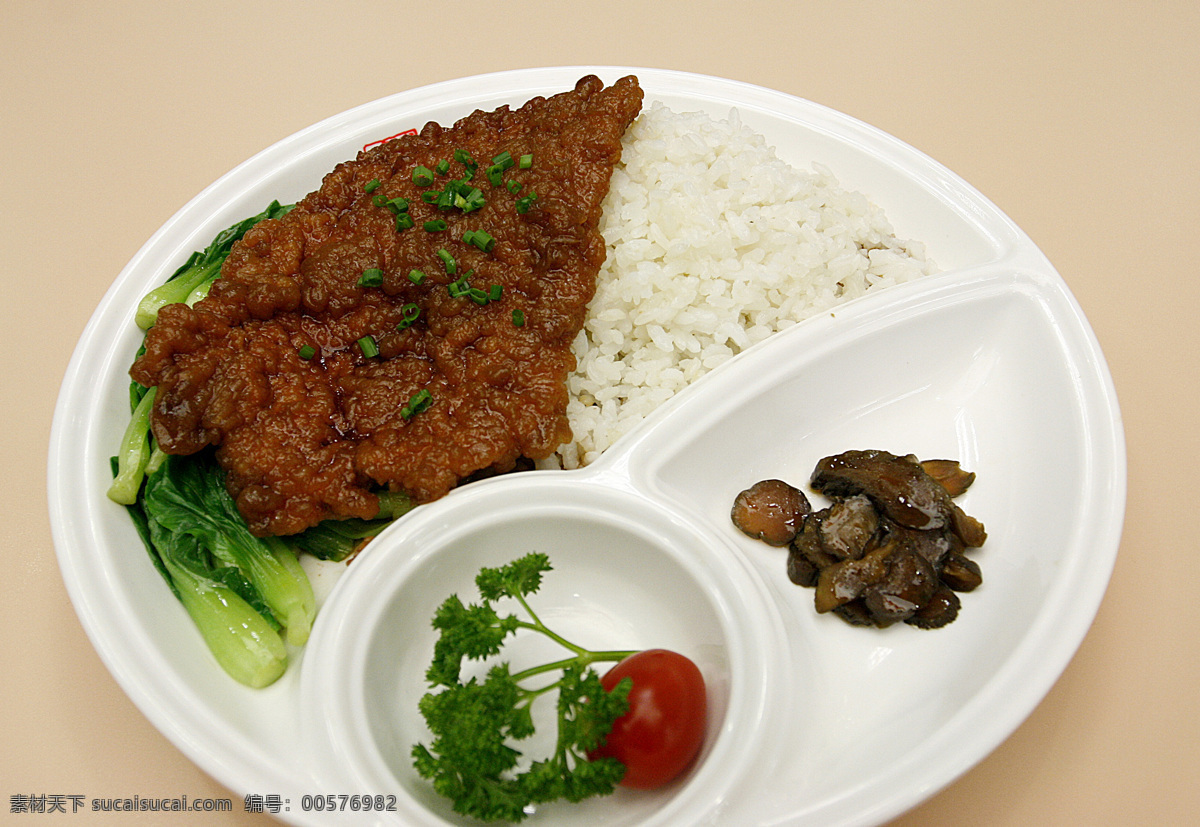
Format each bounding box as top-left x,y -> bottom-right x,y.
455,187 -> 485,212
488,284 -> 502,301
365,178 -> 382,193
511,309 -> 525,326
516,193 -> 538,214
454,149 -> 475,168
421,190 -> 440,204
447,270 -> 474,298
486,165 -> 504,187
465,229 -> 496,253
357,335 -> 379,358
413,165 -> 435,186
357,268 -> 384,287
395,213 -> 415,231
519,153 -> 532,169
424,219 -> 448,232
373,194 -> 388,207
507,179 -> 523,194
298,345 -> 316,360
435,159 -> 450,176
467,287 -> 490,305
396,303 -> 420,330
401,388 -> 433,420
386,197 -> 409,214
491,150 -> 514,170
437,249 -> 457,275
408,269 -> 426,285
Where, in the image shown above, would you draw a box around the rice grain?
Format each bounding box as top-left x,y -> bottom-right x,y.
554,103 -> 937,468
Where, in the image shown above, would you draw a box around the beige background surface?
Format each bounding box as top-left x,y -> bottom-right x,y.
4,1 -> 1197,824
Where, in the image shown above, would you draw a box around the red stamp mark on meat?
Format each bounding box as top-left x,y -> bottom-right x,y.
363,128 -> 418,151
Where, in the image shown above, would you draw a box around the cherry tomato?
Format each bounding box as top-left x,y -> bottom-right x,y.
589,649 -> 707,789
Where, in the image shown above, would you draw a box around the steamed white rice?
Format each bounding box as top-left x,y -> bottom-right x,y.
552,102 -> 937,469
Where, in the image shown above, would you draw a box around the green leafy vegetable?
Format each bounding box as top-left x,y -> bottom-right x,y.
121,454 -> 296,687
114,201 -> 295,504
412,553 -> 637,822
277,490 -> 416,562
149,520 -> 288,688
134,200 -> 293,329
143,453 -> 316,645
111,201 -> 420,686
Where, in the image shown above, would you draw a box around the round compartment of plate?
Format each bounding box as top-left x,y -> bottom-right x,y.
300,471 -> 781,826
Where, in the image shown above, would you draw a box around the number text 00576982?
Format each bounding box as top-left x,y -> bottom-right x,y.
299,794 -> 398,813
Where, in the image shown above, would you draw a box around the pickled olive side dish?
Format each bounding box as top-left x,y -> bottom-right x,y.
730,479 -> 812,546
733,450 -> 987,629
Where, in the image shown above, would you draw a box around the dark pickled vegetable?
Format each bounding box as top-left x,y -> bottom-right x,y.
791,510 -> 841,571
735,450 -> 987,630
919,459 -> 976,498
818,494 -> 878,560
940,553 -> 983,592
810,449 -> 954,531
832,600 -> 876,627
786,548 -> 819,588
950,504 -> 988,548
861,547 -> 938,625
891,522 -> 958,571
814,541 -> 893,614
905,587 -> 961,629
731,479 -> 811,547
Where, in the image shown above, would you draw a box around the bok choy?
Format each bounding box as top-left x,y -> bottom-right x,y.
133,200 -> 294,329
109,201 -> 414,687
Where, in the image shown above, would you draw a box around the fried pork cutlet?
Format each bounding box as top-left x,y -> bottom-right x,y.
131,75 -> 643,536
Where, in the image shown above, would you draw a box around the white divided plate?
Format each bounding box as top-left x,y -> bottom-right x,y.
48,66 -> 1125,826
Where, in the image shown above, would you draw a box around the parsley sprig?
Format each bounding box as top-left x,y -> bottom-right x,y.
412,552 -> 637,822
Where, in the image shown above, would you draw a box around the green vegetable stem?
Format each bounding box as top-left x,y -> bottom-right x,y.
107,386 -> 156,505
133,200 -> 294,329
412,553 -> 637,823
140,452 -> 315,647
120,456 -> 296,688
146,514 -> 288,688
